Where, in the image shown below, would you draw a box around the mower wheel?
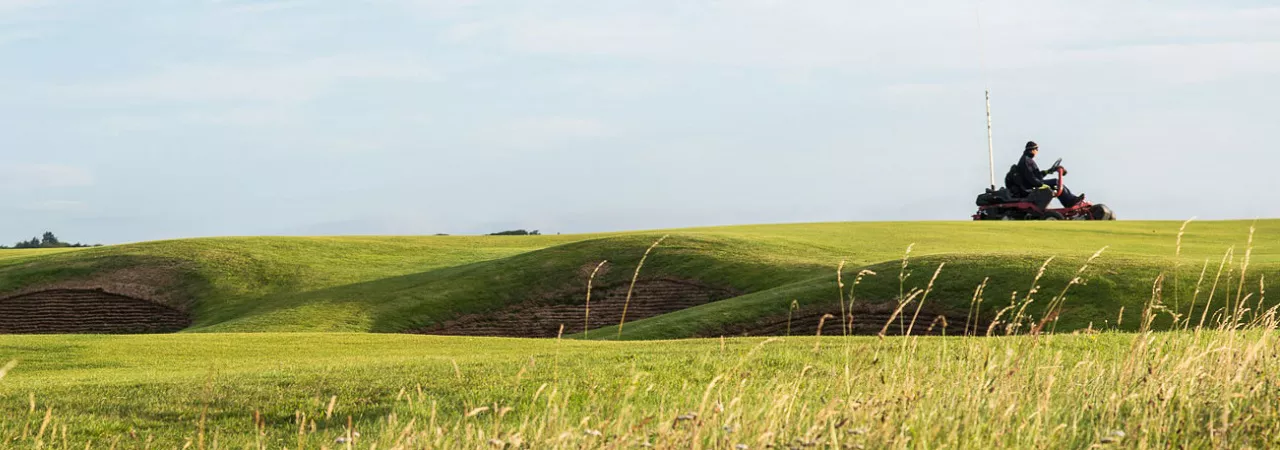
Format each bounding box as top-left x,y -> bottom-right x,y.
1042,211 -> 1065,221
1090,204 -> 1116,221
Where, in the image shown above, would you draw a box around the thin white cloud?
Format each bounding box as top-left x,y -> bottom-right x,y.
0,164 -> 94,191
211,0 -> 306,15
60,56 -> 442,104
1048,42 -> 1280,85
22,200 -> 86,212
438,1 -> 1280,82
0,29 -> 39,45
438,2 -> 983,71
378,0 -> 484,19
483,116 -> 613,151
0,0 -> 56,46
90,106 -> 302,133
881,82 -> 960,99
0,0 -> 48,15
507,116 -> 610,137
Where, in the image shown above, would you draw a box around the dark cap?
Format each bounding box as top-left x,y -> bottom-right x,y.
1025,141 -> 1039,153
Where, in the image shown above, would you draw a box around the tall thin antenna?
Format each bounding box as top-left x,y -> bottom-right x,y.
985,90 -> 995,189
976,1 -> 995,189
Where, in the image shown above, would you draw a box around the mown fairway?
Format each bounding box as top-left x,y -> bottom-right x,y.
0,220 -> 1276,448
0,248 -> 79,261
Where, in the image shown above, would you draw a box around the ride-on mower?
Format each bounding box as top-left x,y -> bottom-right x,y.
973,158 -> 1115,221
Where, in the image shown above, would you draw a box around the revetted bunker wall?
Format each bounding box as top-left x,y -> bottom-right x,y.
0,289 -> 190,334
416,279 -> 738,337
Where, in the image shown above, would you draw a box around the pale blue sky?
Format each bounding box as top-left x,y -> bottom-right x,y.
3,0 -> 1278,243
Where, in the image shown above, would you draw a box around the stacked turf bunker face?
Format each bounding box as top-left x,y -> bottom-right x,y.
0,289 -> 189,334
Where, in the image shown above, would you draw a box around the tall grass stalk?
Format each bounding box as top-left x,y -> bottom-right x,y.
1254,274 -> 1268,326
1039,246 -> 1107,334
897,244 -> 914,333
1233,224 -> 1256,323
812,314 -> 835,352
582,260 -> 607,337
0,360 -> 16,381
1198,247 -> 1235,331
987,293 -> 1018,336
1183,258 -> 1210,330
905,263 -> 945,337
1174,217 -> 1195,311
965,278 -> 988,337
553,324 -> 564,382
845,270 -> 876,335
835,261 -> 847,337
786,300 -> 798,337
1010,257 -> 1054,334
1225,253 -> 1236,322
617,235 -> 669,339
878,289 -> 923,339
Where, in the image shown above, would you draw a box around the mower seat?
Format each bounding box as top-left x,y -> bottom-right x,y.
1003,165 -> 1029,198
1023,187 -> 1054,210
975,187 -> 1015,206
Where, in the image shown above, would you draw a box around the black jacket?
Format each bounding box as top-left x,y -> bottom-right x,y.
1017,153 -> 1048,190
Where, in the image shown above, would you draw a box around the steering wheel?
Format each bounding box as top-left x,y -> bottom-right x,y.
1042,158 -> 1065,198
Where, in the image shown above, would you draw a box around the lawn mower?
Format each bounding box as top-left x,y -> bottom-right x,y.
973,158 -> 1116,221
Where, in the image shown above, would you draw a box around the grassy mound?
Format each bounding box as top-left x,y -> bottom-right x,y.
0,221 -> 1275,336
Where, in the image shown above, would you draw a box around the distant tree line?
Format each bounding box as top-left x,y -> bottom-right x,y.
0,232 -> 100,249
487,229 -> 541,236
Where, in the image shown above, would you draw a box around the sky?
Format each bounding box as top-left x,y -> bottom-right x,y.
2,0 -> 1279,244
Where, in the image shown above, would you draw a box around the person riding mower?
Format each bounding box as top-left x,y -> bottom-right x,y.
1010,141 -> 1083,207
974,140 -> 1115,220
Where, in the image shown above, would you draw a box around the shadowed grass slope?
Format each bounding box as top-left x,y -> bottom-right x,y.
0,221 -> 1276,336
590,220 -> 1279,339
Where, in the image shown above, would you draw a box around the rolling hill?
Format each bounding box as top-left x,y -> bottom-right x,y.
0,220 -> 1275,338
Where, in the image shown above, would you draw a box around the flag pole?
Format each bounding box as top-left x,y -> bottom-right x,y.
986,89 -> 995,189
977,0 -> 995,190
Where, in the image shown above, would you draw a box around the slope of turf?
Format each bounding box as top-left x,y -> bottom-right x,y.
0,235 -> 590,331
0,248 -> 80,261
0,220 -> 1275,337
591,220 -> 1278,339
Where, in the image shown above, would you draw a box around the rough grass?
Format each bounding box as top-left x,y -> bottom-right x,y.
0,221 -> 1276,337
3,326 -> 1280,448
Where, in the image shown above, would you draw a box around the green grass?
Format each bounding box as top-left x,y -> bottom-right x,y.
1,220 -> 1278,447
1,221 -> 1276,337
0,248 -> 81,261
3,327 -> 1280,448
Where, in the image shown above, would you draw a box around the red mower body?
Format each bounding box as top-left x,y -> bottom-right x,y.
972,166 -> 1115,221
